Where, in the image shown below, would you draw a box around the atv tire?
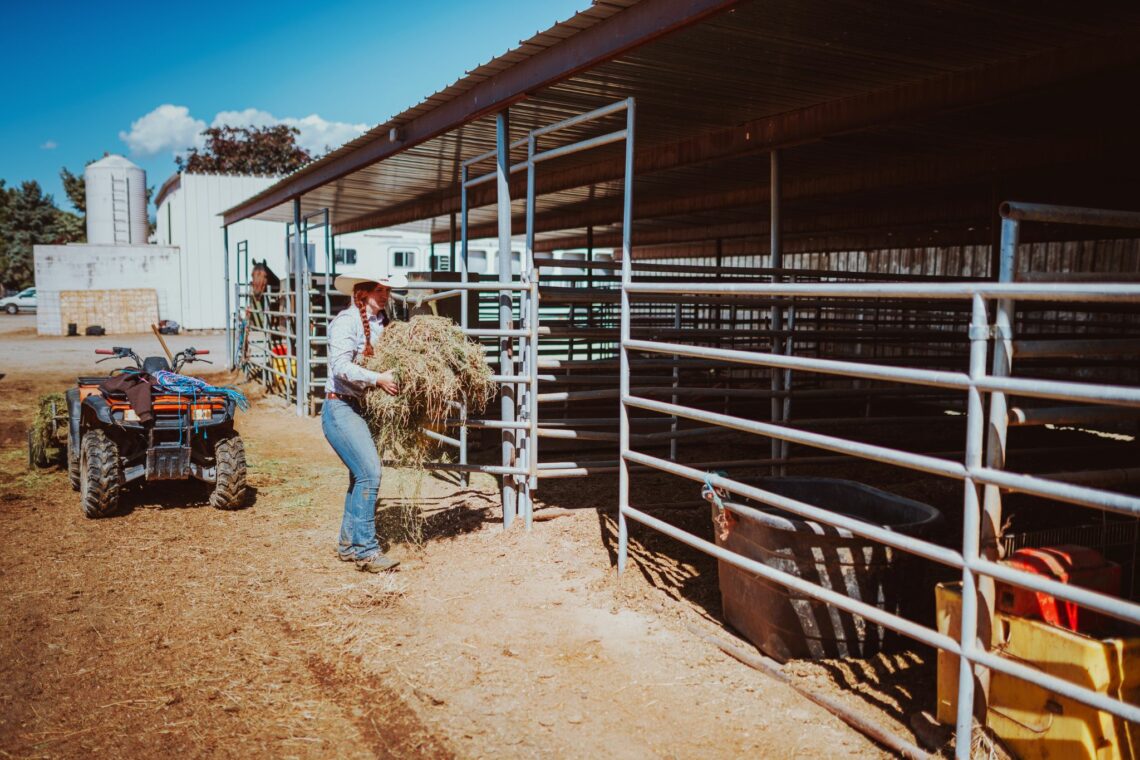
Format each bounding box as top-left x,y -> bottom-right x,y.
80,430 -> 122,518
210,435 -> 248,510
68,449 -> 81,491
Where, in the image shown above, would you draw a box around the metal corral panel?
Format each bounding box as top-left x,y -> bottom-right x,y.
157,173 -> 281,330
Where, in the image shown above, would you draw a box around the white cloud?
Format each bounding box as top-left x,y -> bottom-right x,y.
119,104 -> 207,157
121,105 -> 369,161
212,108 -> 277,130
40,140 -> 58,150
212,109 -> 369,156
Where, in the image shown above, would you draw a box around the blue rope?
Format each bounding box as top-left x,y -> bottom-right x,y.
153,370 -> 249,411
701,470 -> 728,511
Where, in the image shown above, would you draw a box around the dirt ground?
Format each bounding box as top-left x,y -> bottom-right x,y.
1,322 -> 917,758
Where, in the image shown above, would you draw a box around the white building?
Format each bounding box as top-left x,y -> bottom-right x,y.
35,159 -> 607,336
155,173 -> 283,331
155,172 -> 441,330
33,244 -> 181,336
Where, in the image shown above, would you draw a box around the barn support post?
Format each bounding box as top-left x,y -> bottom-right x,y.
617,97 -> 636,573
293,198 -> 308,417
496,109 -> 518,528
459,168 -> 470,487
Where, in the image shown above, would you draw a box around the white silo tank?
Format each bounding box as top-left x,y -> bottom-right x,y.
85,154 -> 149,245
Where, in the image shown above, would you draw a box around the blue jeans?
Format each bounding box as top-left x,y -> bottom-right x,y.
321,397 -> 382,560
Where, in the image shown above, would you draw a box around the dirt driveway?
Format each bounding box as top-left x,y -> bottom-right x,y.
0,330 -> 901,758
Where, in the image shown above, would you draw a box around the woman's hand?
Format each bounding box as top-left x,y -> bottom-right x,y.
375,370 -> 399,396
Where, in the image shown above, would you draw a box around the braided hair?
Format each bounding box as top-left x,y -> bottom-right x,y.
352,283 -> 376,357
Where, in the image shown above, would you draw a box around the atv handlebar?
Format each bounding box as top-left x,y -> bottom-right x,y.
172,347 -> 213,371
95,346 -> 142,366
94,346 -> 214,372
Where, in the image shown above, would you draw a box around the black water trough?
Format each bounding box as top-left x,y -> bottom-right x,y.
713,476 -> 944,662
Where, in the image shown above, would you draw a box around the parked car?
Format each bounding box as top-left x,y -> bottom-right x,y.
0,288 -> 36,314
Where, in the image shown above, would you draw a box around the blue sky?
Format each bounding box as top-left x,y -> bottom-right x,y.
0,0 -> 585,212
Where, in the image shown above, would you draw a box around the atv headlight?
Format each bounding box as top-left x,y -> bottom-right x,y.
123,409 -> 140,422
192,408 -> 213,421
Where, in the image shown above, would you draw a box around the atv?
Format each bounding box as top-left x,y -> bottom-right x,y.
65,345 -> 248,517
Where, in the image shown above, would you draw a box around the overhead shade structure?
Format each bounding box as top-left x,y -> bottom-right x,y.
222,0 -> 1140,252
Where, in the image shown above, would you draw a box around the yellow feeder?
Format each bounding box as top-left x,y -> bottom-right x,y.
936,583 -> 1140,760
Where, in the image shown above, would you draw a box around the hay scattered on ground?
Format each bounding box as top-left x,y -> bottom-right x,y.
29,392 -> 66,467
359,315 -> 495,468
378,499 -> 427,548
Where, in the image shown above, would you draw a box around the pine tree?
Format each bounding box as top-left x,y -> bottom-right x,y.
60,165 -> 86,214
0,181 -> 84,291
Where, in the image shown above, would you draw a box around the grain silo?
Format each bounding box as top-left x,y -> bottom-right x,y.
85,154 -> 149,244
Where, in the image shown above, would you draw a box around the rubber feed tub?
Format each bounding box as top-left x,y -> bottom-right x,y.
713,476 -> 943,661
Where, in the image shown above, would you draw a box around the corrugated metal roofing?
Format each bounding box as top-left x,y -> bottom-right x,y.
223,0 -> 1140,249
223,0 -> 640,224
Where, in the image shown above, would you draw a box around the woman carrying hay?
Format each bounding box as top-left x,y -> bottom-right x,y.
323,271 -> 408,573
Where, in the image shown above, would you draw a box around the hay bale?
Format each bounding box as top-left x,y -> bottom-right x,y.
358,315 -> 495,467
29,392 -> 66,468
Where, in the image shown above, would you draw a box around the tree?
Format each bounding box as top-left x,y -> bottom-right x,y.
0,181 -> 84,291
176,125 -> 312,175
60,165 -> 86,214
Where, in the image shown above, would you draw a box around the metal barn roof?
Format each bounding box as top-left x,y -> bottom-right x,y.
222,0 -> 1140,253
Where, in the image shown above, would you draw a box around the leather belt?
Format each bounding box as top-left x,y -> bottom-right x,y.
326,392 -> 357,402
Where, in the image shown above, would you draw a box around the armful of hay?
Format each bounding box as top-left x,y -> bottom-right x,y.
357,315 -> 496,466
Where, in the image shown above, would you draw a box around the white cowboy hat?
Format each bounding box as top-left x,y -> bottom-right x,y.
332,271 -> 409,296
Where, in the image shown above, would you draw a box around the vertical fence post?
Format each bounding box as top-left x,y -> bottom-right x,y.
324,209 -> 332,319
528,275 -> 539,523
235,240 -> 249,372
496,110 -> 517,528
523,131 -> 539,529
517,279 -> 530,523
670,303 -> 680,462
618,97 -> 636,574
224,224 -> 232,371
769,149 -> 784,473
449,212 -> 457,273
459,168 -> 470,487
780,305 -> 795,474
301,217 -> 312,415
293,200 -> 306,416
955,293 -> 991,757
587,225 -> 595,362
975,214 -> 1019,717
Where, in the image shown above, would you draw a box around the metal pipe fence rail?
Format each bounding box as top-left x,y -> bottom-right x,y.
442,98 -> 641,527
233,285 -> 302,407
618,273 -> 1140,757
503,265 -> 1129,501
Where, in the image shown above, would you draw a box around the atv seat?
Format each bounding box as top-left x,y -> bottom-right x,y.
142,356 -> 171,374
